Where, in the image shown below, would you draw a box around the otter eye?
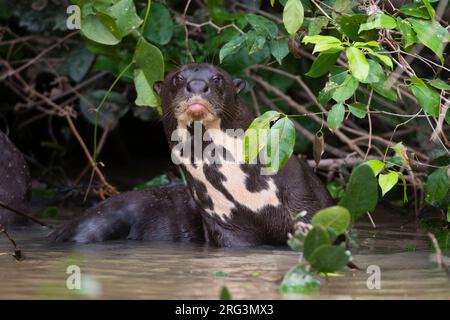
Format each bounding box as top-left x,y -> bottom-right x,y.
173,74 -> 184,86
212,76 -> 222,85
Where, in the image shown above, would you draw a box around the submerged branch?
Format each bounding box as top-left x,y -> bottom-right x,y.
0,224 -> 23,261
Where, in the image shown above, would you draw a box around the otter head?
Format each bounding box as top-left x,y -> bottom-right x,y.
153,63 -> 245,128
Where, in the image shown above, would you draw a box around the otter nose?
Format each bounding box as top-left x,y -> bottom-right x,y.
186,80 -> 209,94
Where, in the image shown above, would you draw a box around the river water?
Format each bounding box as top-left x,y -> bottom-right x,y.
0,213 -> 449,299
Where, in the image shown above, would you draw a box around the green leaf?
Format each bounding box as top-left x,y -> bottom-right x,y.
220,286 -> 232,300
337,14 -> 371,41
219,34 -> 248,63
246,111 -> 281,130
354,41 -> 380,48
133,174 -> 170,190
408,18 -> 449,64
332,75 -> 359,103
246,31 -> 267,55
283,0 -> 304,36
215,271 -> 228,278
422,0 -> 435,19
246,13 -> 278,39
302,35 -> 342,46
371,80 -> 397,102
313,44 -> 344,54
365,159 -> 385,176
67,46 -> 94,82
361,59 -> 384,84
396,18 -> 416,48
346,47 -> 369,81
319,82 -> 339,105
358,14 -> 397,33
81,14 -> 121,45
302,35 -> 344,53
392,142 -> 408,163
84,37 -> 120,57
303,226 -> 331,260
366,49 -> 393,69
244,111 -> 281,163
133,39 -> 164,106
326,180 -> 345,200
339,164 -> 379,220
378,171 -> 399,196
311,206 -> 351,235
332,0 -> 354,15
134,39 -> 164,81
327,103 -> 345,130
318,67 -> 349,104
266,116 -> 296,172
410,76 -> 440,117
427,79 -> 450,91
270,39 -> 289,65
330,66 -> 348,84
305,51 -> 340,78
280,264 -> 320,294
270,0 -> 275,6
308,245 -> 350,274
348,102 -> 367,119
425,166 -> 450,207
304,16 -> 328,36
400,2 -> 431,19
142,2 -> 174,45
134,68 -> 160,108
102,0 -> 142,37
208,0 -> 234,25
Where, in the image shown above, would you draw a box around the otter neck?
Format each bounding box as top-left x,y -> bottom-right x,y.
163,98 -> 253,150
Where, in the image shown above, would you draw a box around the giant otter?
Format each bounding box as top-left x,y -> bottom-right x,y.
0,130 -> 31,226
50,63 -> 332,246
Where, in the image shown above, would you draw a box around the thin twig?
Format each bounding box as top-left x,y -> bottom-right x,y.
364,89 -> 374,160
0,201 -> 51,228
65,115 -> 118,196
0,31 -> 78,81
366,212 -> 377,229
182,0 -> 195,62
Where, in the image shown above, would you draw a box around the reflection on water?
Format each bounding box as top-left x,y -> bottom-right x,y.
0,214 -> 449,299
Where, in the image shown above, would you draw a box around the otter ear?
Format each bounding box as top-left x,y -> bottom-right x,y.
233,79 -> 245,94
153,81 -> 163,96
